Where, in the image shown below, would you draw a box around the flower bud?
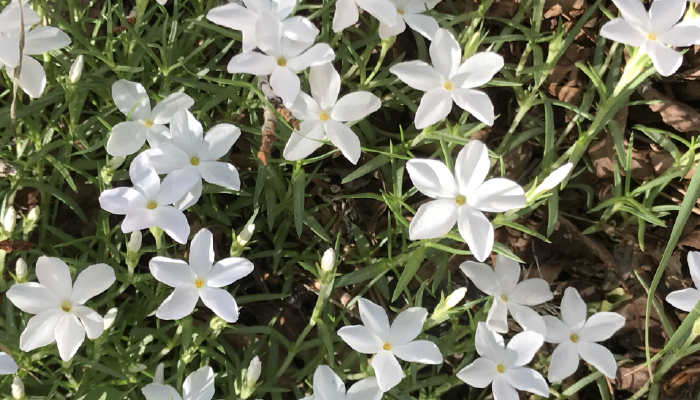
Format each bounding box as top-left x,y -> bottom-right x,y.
107,156 -> 126,170
3,206 -> 16,234
246,356 -> 261,384
103,307 -> 118,330
237,223 -> 255,247
27,207 -> 40,224
540,163 -> 573,192
128,364 -> 147,373
446,287 -> 467,308
128,231 -> 142,253
154,363 -> 165,385
320,248 -> 335,272
69,55 -> 84,84
12,376 -> 24,400
15,258 -> 27,281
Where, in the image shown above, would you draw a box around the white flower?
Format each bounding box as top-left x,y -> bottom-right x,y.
390,29 -> 502,129
667,251 -> 700,311
456,322 -> 549,400
0,3 -> 71,98
332,0 -> 398,32
543,287 -> 625,381
0,353 -> 18,374
103,307 -> 118,330
320,248 -> 336,272
599,0 -> 700,76
15,257 -> 27,281
301,365 -> 382,400
98,153 -> 199,244
12,376 -> 23,399
143,109 -> 242,210
284,63 -> 380,164
142,365 -> 215,400
3,205 -> 16,234
377,0 -> 440,40
460,255 -> 552,335
68,55 -> 84,83
150,228 -> 254,322
207,0 -> 318,52
246,356 -> 262,384
128,231 -> 142,253
107,80 -> 195,156
406,140 -> 526,261
154,363 -> 165,385
337,298 -> 443,391
5,256 -> 115,361
227,12 -> 334,107
446,287 -> 467,308
538,163 -> 573,193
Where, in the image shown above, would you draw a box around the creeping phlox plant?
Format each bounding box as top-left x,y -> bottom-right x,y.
4,0 -> 700,400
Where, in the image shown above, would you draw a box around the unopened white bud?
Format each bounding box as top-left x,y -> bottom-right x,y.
446,288 -> 467,308
237,223 -> 255,246
128,364 -> 147,373
128,231 -> 142,253
69,55 -> 84,84
246,356 -> 261,384
540,163 -> 573,192
107,156 -> 126,170
15,258 -> 27,280
320,248 -> 336,272
154,363 -> 165,385
27,207 -> 40,223
12,376 -> 24,400
103,307 -> 118,330
3,206 -> 16,233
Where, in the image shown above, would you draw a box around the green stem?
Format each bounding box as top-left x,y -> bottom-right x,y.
150,226 -> 165,256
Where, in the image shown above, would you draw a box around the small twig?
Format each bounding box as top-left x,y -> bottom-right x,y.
256,75 -> 300,165
10,0 -> 26,125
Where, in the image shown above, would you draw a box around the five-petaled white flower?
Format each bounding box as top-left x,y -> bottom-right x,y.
460,254 -> 552,335
144,109 -> 242,210
6,257 -> 115,361
301,365 -> 382,400
333,0 -> 398,33
457,322 -> 549,400
406,140 -> 526,262
390,28 -> 503,129
150,228 -> 254,322
284,63 -> 381,164
98,153 -> 198,244
0,3 -> 71,98
543,287 -> 625,381
107,80 -> 194,156
666,251 -> 700,311
0,353 -> 18,375
142,365 -> 215,400
599,0 -> 700,77
227,11 -> 334,107
337,298 -> 443,392
207,0 -> 318,53
377,0 -> 440,40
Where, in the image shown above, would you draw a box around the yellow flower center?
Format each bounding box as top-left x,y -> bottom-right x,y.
396,8 -> 404,15
190,156 -> 200,166
319,111 -> 329,121
647,33 -> 657,41
443,81 -> 454,91
277,57 -> 287,67
61,300 -> 72,312
570,334 -> 579,343
195,278 -> 204,288
455,195 -> 466,205
144,119 -> 154,128
147,201 -> 158,210
496,364 -> 505,373
500,294 -> 508,302
383,343 -> 392,351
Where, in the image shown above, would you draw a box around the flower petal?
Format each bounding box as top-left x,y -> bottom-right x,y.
143,144 -> 190,175
543,316 -> 571,344
371,351 -> 403,392
156,285 -> 200,320
547,341 -> 580,382
389,60 -> 443,91
0,34 -> 18,68
454,140 -> 490,195
406,159 -> 458,198
19,309 -> 63,351
99,187 -> 144,215
402,13 -> 439,40
659,23 -> 700,47
198,161 -> 241,191
649,0 -> 686,34
391,340 -> 443,364
121,208 -> 157,233
430,29 -> 461,79
55,313 -> 86,361
270,66 -> 301,107
107,121 -> 148,157
486,297 -> 509,334
578,312 -> 625,342
390,307 -> 427,346
183,366 -> 215,400
227,52 -> 277,75
7,282 -> 60,314
504,366 -> 549,397
453,52 -> 505,89
324,120 -> 362,164
643,40 -> 683,77
408,199 -> 459,240
332,0 -> 359,31
23,27 -> 71,55
150,257 -> 196,287
612,0 -> 651,30
130,153 -> 161,200
0,6 -> 40,32
200,287 -> 240,323
331,92 -> 381,122
356,0 -> 399,26
0,353 -> 18,374
492,372 -> 519,400
157,167 -> 200,205
456,357 -> 497,388
207,257 -> 254,287
338,325 -> 384,354
475,321 -> 505,361
200,123 -> 241,161
503,331 -> 543,368
287,44 -> 335,72
358,298 -> 391,342
666,288 -> 700,312
111,80 -> 151,121
346,377 -> 382,400
189,228 -> 214,278
170,109 -> 203,156
174,179 -> 203,211
312,366 -> 346,400
494,255 -> 520,295
460,261 -> 500,296
509,279 -> 552,306
151,93 -> 195,124
73,306 -> 104,340
310,62 -> 340,110
414,87 -> 453,129
281,16 -> 319,43
378,17 -> 406,39
36,256 -> 73,300
143,384 -> 183,400
457,204 -> 494,262
289,92 -> 322,121
7,56 -> 46,99
688,251 -> 700,289
70,263 -> 116,304
507,303 -> 547,336
599,18 -> 648,47
561,287 -> 587,332
283,120 -> 326,161
577,341 -> 618,379
153,206 -> 190,244
451,88 -> 495,126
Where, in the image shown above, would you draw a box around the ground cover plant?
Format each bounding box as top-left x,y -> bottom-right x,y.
5,0 -> 700,399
